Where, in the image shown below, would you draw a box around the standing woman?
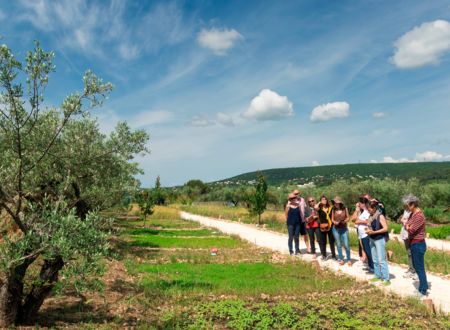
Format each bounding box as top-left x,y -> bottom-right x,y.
366,201 -> 390,285
285,193 -> 301,255
404,194 -> 428,297
305,197 -> 320,258
315,196 -> 336,260
331,197 -> 351,266
352,196 -> 374,272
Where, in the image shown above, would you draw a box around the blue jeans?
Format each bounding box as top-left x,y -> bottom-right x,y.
287,224 -> 300,254
361,236 -> 374,271
369,237 -> 390,281
332,227 -> 351,261
411,241 -> 428,294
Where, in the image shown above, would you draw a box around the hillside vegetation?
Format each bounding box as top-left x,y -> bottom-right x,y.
219,162 -> 450,186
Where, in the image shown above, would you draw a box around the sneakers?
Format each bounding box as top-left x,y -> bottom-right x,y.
338,260 -> 345,266
403,271 -> 417,279
415,291 -> 428,299
381,280 -> 391,286
370,277 -> 382,282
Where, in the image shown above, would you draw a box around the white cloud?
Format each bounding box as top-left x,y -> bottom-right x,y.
243,89 -> 294,121
310,101 -> 350,122
197,27 -> 243,55
372,112 -> 386,118
216,112 -> 234,126
190,115 -> 215,127
312,160 -> 320,166
415,150 -> 449,161
380,150 -> 450,163
382,156 -> 416,163
392,20 -> 450,69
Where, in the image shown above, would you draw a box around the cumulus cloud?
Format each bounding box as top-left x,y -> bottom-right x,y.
372,112 -> 386,118
243,89 -> 294,121
197,27 -> 243,55
310,101 -> 350,122
312,160 -> 320,166
391,20 -> 450,69
216,112 -> 234,126
415,150 -> 450,161
379,150 -> 450,163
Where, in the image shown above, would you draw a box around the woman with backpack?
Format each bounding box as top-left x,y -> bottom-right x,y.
331,197 -> 351,266
315,196 -> 336,260
366,200 -> 390,285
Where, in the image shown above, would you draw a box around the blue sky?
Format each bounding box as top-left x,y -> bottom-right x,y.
2,0 -> 450,186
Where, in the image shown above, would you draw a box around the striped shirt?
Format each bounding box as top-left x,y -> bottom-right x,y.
406,210 -> 426,244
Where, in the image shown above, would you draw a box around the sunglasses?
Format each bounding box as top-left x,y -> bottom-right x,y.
308,200 -> 315,203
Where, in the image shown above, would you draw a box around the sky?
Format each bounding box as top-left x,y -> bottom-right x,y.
2,0 -> 450,187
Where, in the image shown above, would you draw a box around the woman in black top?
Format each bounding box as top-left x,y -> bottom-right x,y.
315,195 -> 336,260
285,193 -> 302,255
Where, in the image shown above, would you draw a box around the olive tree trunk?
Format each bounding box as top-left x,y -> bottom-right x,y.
0,260 -> 34,327
18,257 -> 64,324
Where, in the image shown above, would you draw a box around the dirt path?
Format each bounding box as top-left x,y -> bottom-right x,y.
180,211 -> 450,314
388,232 -> 450,252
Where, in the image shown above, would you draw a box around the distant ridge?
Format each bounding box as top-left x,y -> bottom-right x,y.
217,162 -> 450,186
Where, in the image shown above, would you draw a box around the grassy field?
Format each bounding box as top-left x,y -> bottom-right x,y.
181,204 -> 450,275
36,206 -> 450,328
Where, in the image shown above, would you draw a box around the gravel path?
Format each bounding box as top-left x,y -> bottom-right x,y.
180,211 -> 450,314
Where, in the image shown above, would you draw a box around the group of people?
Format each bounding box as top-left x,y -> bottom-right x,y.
284,190 -> 429,297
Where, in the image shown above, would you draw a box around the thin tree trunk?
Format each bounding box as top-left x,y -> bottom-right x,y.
0,260 -> 34,327
18,256 -> 64,324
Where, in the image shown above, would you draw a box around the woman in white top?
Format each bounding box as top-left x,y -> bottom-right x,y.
352,196 -> 374,272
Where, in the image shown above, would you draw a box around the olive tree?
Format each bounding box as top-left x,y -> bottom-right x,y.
0,42 -> 149,326
250,173 -> 268,225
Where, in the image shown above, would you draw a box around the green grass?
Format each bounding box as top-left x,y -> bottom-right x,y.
111,206 -> 450,329
128,235 -> 246,249
136,262 -> 353,298
125,228 -> 221,237
154,296 -> 450,329
388,221 -> 450,239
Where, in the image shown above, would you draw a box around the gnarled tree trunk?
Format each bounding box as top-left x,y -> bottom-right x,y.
0,260 -> 35,327
17,256 -> 64,325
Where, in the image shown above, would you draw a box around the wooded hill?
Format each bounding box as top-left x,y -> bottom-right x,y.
218,162 -> 450,186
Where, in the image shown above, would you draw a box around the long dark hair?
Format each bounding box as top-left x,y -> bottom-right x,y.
319,195 -> 330,209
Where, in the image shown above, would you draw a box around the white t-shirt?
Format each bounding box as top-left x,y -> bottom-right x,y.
357,209 -> 370,239
400,210 -> 411,240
